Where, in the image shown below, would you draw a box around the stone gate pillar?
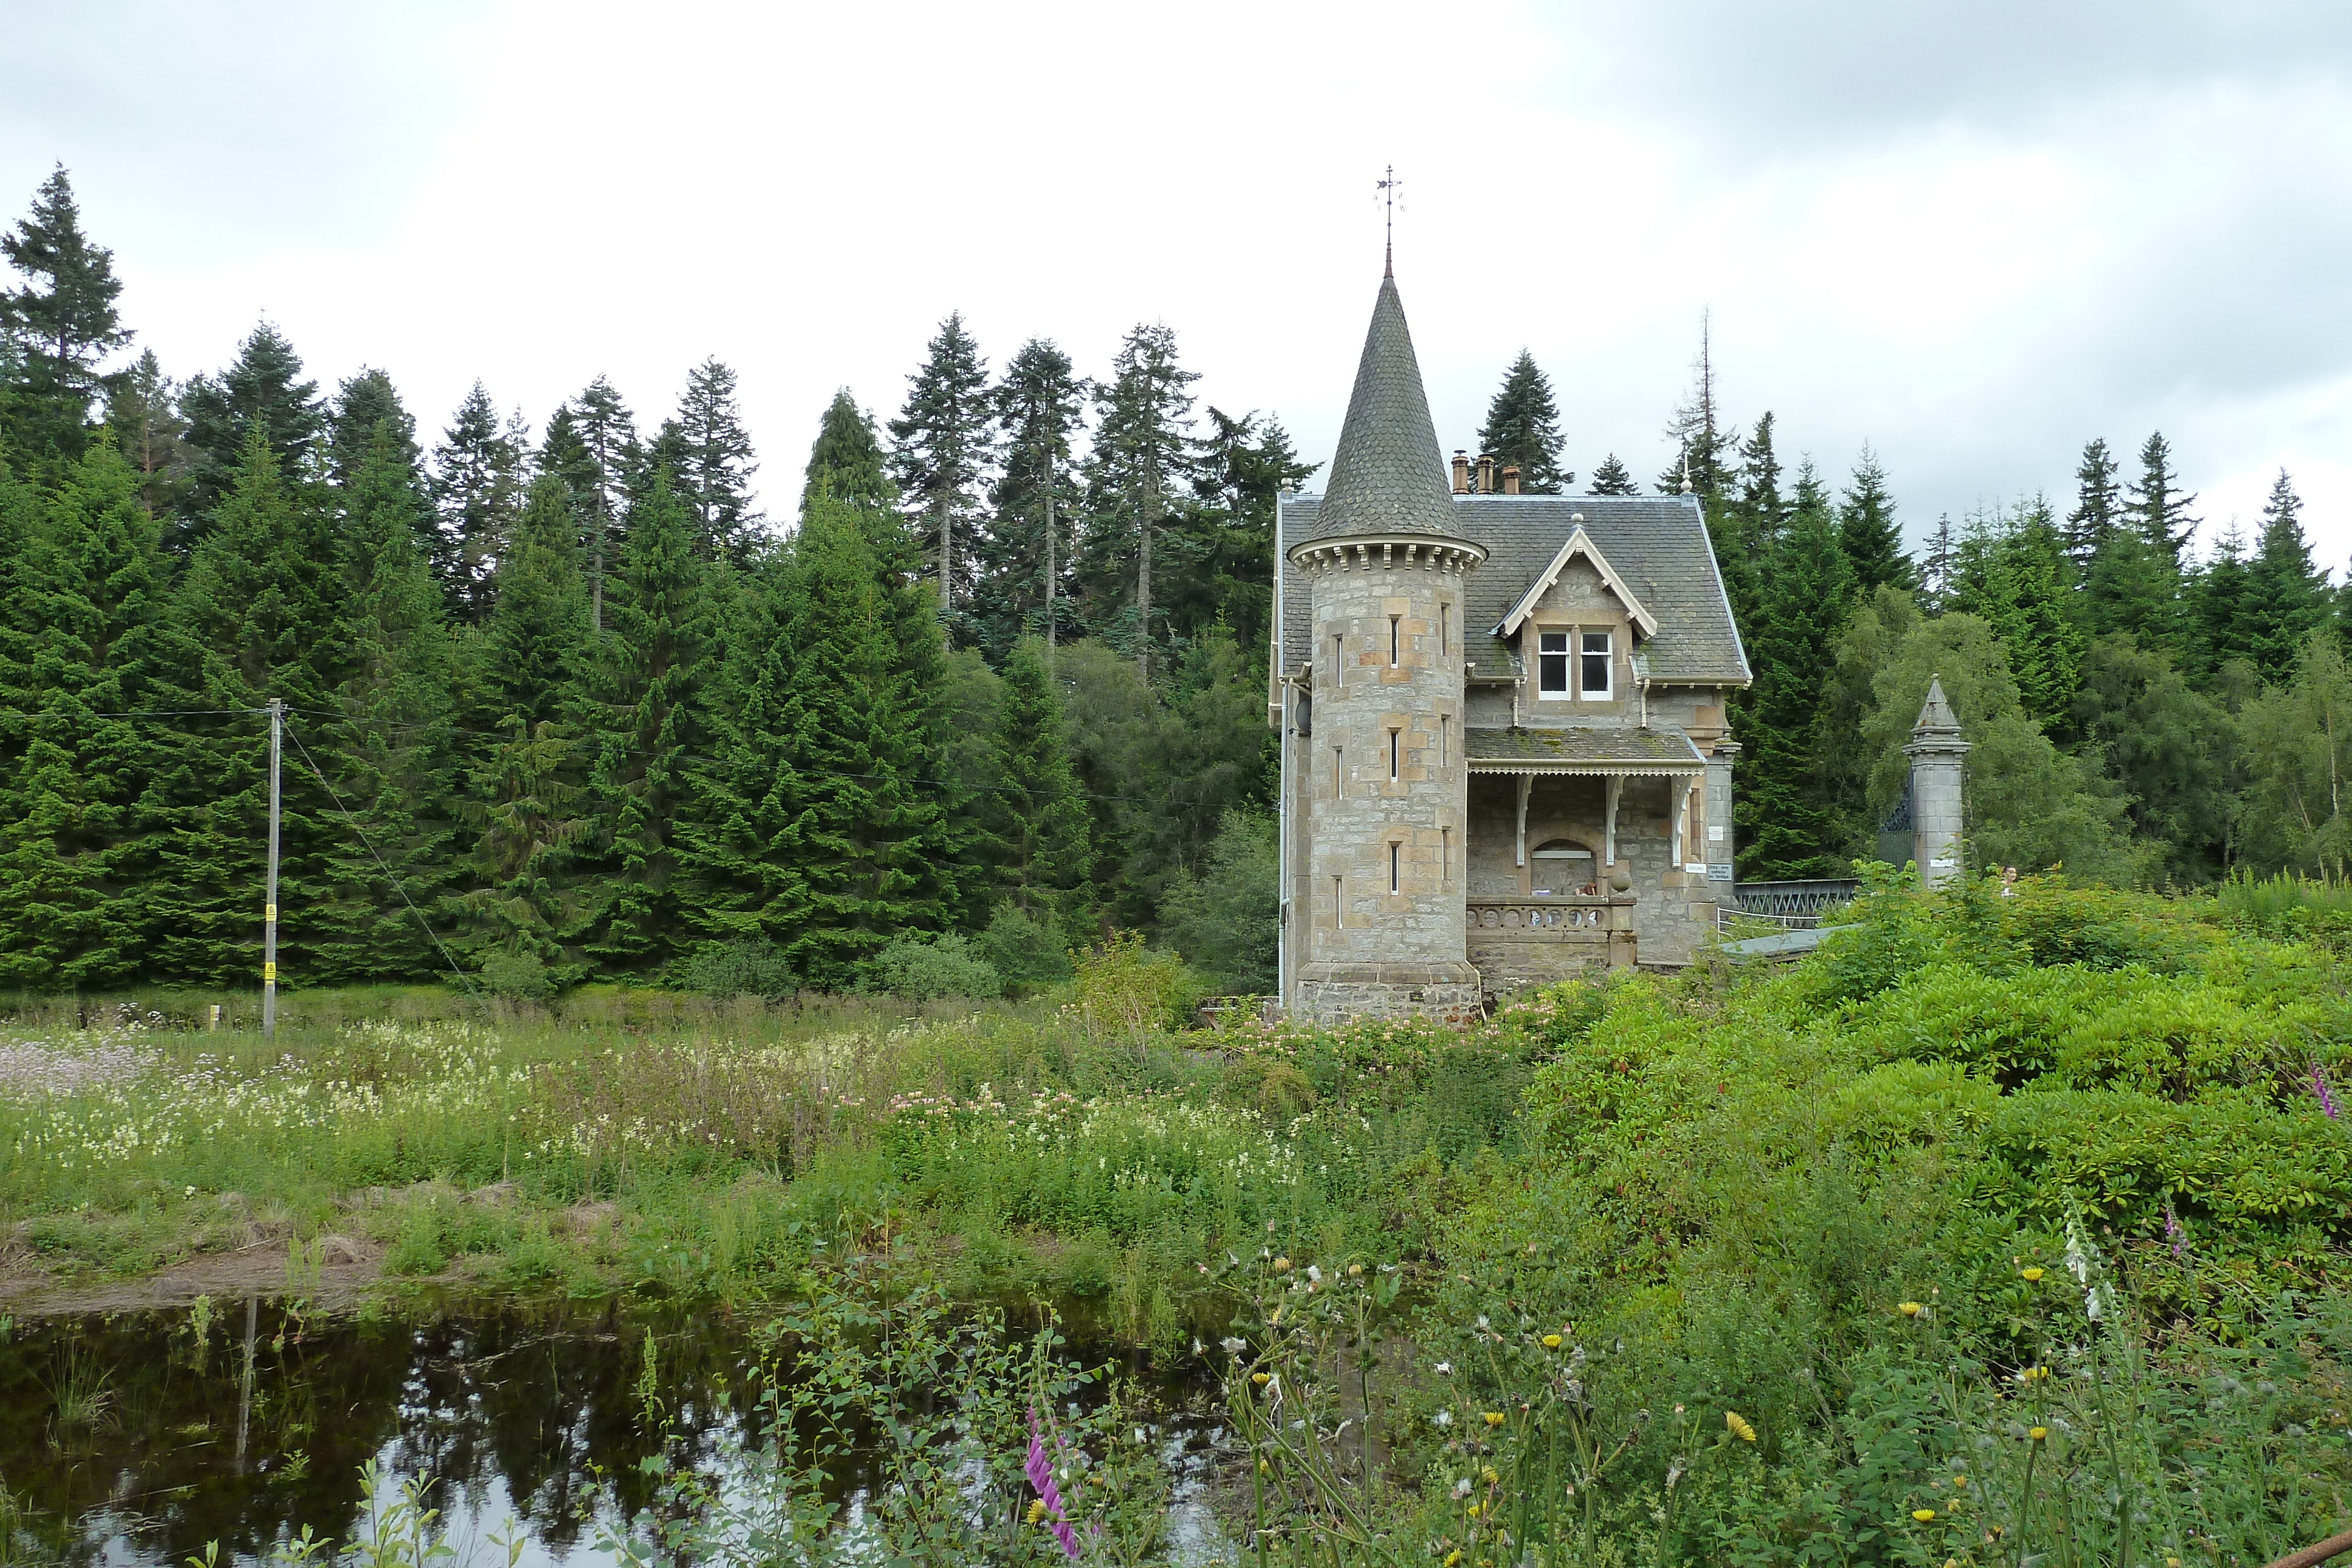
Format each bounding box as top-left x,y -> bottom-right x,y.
1905,676 -> 1970,888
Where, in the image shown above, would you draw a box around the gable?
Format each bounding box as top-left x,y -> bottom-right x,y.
1496,526 -> 1658,640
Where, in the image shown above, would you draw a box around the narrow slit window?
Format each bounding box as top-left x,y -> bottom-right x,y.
1330,634 -> 1343,686
1538,631 -> 1571,697
1389,728 -> 1400,783
1580,631 -> 1613,700
1441,827 -> 1451,887
1439,713 -> 1449,766
1441,604 -> 1449,656
1389,841 -> 1401,895
1333,875 -> 1343,929
1389,616 -> 1401,666
1334,747 -> 1344,799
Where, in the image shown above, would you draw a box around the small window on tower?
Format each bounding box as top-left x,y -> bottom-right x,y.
1441,827 -> 1451,887
1334,747 -> 1344,799
1389,728 -> 1400,783
1333,875 -> 1344,930
1441,604 -> 1450,656
1439,713 -> 1449,766
1538,631 -> 1570,697
1389,616 -> 1401,667
1389,841 -> 1401,895
1580,631 -> 1613,700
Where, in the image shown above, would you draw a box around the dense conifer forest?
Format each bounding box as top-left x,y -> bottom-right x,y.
2,165 -> 2344,998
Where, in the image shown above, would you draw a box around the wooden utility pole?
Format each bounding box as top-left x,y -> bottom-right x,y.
263,698 -> 283,1038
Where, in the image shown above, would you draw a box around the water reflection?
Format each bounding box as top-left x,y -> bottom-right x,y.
0,1299 -> 1228,1567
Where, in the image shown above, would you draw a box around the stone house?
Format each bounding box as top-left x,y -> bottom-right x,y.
1271,263 -> 1752,1024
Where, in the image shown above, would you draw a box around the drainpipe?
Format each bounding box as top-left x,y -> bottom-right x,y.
1274,486 -> 1289,1008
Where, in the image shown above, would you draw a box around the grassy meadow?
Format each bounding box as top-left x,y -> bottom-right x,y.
11,875 -> 2352,1563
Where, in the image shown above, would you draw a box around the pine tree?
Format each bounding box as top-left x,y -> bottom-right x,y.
1953,497 -> 2083,729
552,377 -> 638,633
979,339 -> 1087,657
2127,431 -> 2199,566
2063,438 -> 2122,571
804,389 -> 895,512
0,165 -> 128,466
1084,322 -> 1198,679
105,349 -> 192,519
888,313 -> 994,619
1656,310 -> 1738,500
1919,513 -> 1958,611
476,479 -> 591,730
2244,469 -> 2331,682
430,382 -> 524,622
0,443 -> 193,987
984,637 -> 1093,913
1476,350 -> 1571,493
179,323 -> 326,531
570,470 -> 718,975
671,357 -> 762,561
1734,461 -> 1853,878
310,425 -> 463,983
1836,444 -> 1911,594
1586,454 -> 1640,496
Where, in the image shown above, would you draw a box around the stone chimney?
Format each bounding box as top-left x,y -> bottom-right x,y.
1451,450 -> 1470,494
1501,464 -> 1521,496
1905,675 -> 1970,888
1476,453 -> 1496,494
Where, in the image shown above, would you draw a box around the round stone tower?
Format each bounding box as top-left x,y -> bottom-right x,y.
1288,265 -> 1486,1025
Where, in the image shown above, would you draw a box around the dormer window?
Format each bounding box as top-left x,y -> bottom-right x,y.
1580,631 -> 1613,700
1537,631 -> 1571,697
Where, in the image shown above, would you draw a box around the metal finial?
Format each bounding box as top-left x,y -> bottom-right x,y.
1377,165 -> 1401,275
1679,452 -> 1693,494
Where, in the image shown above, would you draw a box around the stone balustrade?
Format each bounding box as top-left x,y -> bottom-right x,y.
1465,897 -> 1630,933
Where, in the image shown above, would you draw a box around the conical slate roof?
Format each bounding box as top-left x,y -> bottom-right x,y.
1302,270 -> 1464,542
1913,675 -> 1960,734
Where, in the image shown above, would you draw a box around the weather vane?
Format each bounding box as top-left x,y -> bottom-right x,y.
1377,165 -> 1402,273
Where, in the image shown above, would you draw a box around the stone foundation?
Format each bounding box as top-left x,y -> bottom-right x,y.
1293,961 -> 1484,1025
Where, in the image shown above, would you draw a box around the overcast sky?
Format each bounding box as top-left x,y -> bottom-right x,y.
6,1 -> 2348,568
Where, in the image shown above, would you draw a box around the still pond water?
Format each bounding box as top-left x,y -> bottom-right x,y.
0,1298 -> 1231,1567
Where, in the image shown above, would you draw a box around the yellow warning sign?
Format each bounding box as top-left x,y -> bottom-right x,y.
265,904 -> 277,922
263,962 -> 277,982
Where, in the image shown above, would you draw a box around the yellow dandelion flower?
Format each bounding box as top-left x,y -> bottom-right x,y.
1898,1302 -> 1923,1317
1027,1500 -> 1047,1524
2020,1266 -> 2044,1282
1273,1256 -> 1292,1273
1252,1372 -> 1270,1386
2027,1426 -> 2049,1442
1950,1475 -> 1967,1488
1480,1466 -> 1499,1485
1542,1334 -> 1562,1349
1445,1554 -> 1462,1567
1483,1411 -> 1506,1427
1725,1410 -> 1758,1442
1912,1509 -> 1937,1523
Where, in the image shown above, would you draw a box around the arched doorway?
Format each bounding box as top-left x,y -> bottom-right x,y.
1530,839 -> 1596,897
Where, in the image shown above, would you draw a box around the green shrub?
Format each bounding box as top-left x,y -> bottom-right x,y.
1068,931 -> 1200,1037
977,902 -> 1071,991
870,933 -> 1003,1002
477,949 -> 556,1001
672,939 -> 797,1001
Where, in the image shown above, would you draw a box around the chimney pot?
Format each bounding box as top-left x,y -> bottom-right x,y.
1476,453 -> 1496,494
1451,450 -> 1471,494
1501,464 -> 1521,496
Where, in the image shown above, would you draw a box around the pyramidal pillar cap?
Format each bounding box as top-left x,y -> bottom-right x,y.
1906,674 -> 1970,752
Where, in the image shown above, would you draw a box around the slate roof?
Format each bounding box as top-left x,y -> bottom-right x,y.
1278,492 -> 1751,687
1466,726 -> 1708,773
1297,272 -> 1469,543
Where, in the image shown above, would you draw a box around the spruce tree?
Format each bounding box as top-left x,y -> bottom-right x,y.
430,382 -> 524,621
150,430 -> 345,984
547,376 -> 638,632
2126,431 -> 2199,566
1178,407 -> 1317,654
570,470 -> 717,975
179,323 -> 327,533
1084,322 -> 1198,679
980,339 -> 1087,657
0,443 -> 192,987
1734,461 -> 1853,878
0,165 -> 128,466
985,636 -> 1093,914
888,313 -> 994,618
1836,444 -> 1911,594
2244,469 -> 2330,682
1476,350 -> 1571,492
1586,454 -> 1640,496
105,349 -> 192,519
2187,523 -> 2253,676
1953,497 -> 2082,729
330,367 -> 418,482
804,389 -> 895,512
1919,513 -> 1957,611
671,357 -> 762,561
310,425 -> 462,983
2063,438 -> 2122,570
763,490 -> 956,986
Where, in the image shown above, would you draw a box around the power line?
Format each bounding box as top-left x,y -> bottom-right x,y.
281,716 -> 483,1004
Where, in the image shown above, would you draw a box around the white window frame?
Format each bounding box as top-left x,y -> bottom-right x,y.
1579,630 -> 1613,701
1536,630 -> 1571,697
